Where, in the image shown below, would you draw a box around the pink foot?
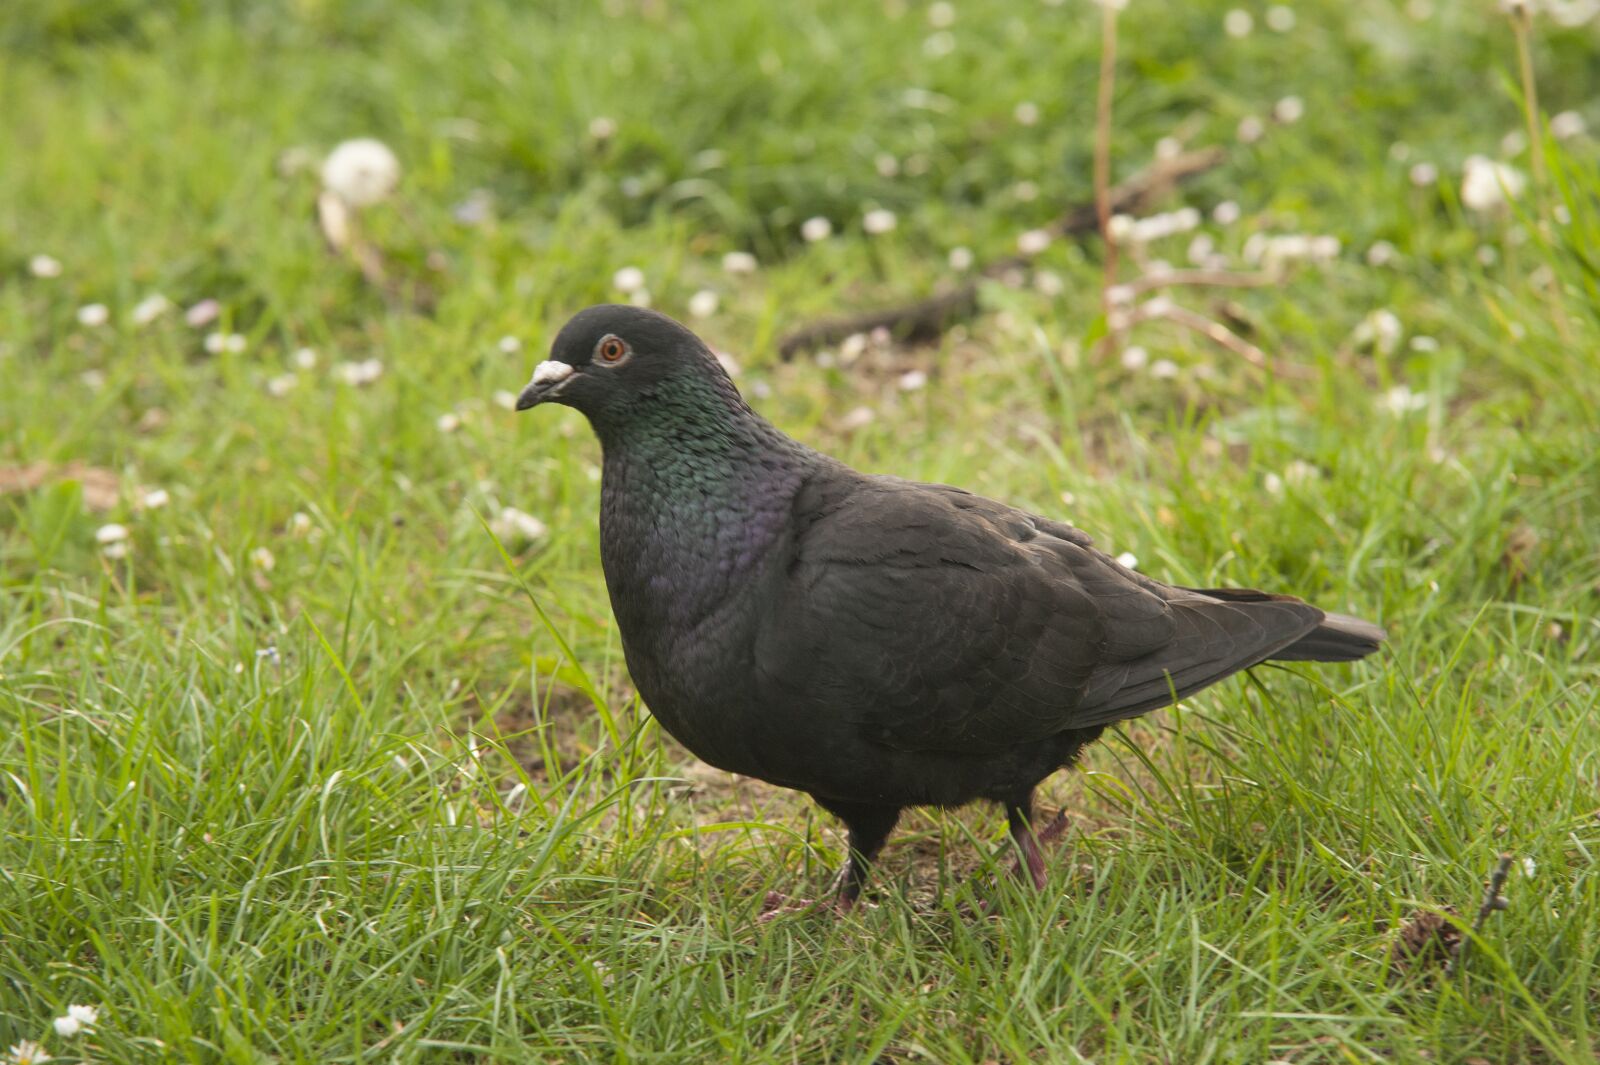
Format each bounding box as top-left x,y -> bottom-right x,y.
758,888 -> 863,922
1009,809 -> 1070,891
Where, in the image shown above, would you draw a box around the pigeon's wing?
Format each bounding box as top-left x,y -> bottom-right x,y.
755,475 -> 1323,754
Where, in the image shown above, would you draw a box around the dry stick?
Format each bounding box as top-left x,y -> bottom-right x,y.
1115,268 -> 1279,299
1446,852 -> 1515,977
1094,0 -> 1120,320
775,147 -> 1225,359
1103,300 -> 1313,379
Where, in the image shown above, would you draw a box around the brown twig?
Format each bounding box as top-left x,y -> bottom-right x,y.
1446,852 -> 1514,977
1114,269 -> 1279,299
776,147 -> 1226,359
1101,297 -> 1315,379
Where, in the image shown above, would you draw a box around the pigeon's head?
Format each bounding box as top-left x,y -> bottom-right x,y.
515,305 -> 737,424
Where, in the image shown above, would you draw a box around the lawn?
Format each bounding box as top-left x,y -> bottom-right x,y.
2,0 -> 1599,1061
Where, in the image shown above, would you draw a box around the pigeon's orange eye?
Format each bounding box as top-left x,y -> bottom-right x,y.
597,335 -> 629,363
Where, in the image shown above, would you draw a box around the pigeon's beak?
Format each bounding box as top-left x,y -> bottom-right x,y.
515,360 -> 576,410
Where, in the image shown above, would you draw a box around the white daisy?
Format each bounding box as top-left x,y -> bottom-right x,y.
612,266 -> 646,293
132,294 -> 172,325
491,506 -> 548,542
28,254 -> 62,278
801,216 -> 833,242
1461,155 -> 1525,213
1017,229 -> 1052,255
862,209 -> 898,235
687,289 -> 719,319
1551,110 -> 1586,140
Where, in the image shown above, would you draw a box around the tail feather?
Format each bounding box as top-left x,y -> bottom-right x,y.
1271,611 -> 1386,662
1182,586 -> 1386,663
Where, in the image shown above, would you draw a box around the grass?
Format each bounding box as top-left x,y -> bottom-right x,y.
2,0 -> 1599,1061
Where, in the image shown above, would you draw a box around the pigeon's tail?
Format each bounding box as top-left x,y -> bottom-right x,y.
1182,587 -> 1386,663
1270,611 -> 1387,662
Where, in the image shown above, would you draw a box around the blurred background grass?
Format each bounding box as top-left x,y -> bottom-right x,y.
2,1 -> 1599,1062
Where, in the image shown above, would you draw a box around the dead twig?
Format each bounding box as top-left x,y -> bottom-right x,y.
776,147 -> 1226,359
1446,852 -> 1514,977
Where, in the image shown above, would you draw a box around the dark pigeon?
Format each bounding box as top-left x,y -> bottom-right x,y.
516,305 -> 1385,911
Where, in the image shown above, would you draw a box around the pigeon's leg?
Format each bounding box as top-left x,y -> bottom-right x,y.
1006,797 -> 1070,892
825,801 -> 902,911
760,800 -> 899,919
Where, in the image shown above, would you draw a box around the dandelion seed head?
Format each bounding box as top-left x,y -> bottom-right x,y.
321,137 -> 401,207
77,303 -> 110,327
1115,551 -> 1139,569
293,347 -> 318,369
497,335 -> 522,355
266,373 -> 298,397
436,412 -> 462,433
588,116 -> 618,141
1120,345 -> 1149,371
1014,100 -> 1040,126
1408,161 -> 1438,187
1266,5 -> 1296,30
28,254 -> 62,278
722,250 -> 759,275
612,266 -> 646,294
1237,116 -> 1265,143
948,246 -> 974,271
1273,96 -> 1305,124
1224,9 -> 1254,36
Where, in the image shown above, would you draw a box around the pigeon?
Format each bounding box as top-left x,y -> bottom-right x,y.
516,305 -> 1385,911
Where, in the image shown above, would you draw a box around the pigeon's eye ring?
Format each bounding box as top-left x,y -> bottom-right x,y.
595,335 -> 630,364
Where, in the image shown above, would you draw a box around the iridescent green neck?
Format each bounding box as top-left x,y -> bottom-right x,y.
595,372 -> 812,624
